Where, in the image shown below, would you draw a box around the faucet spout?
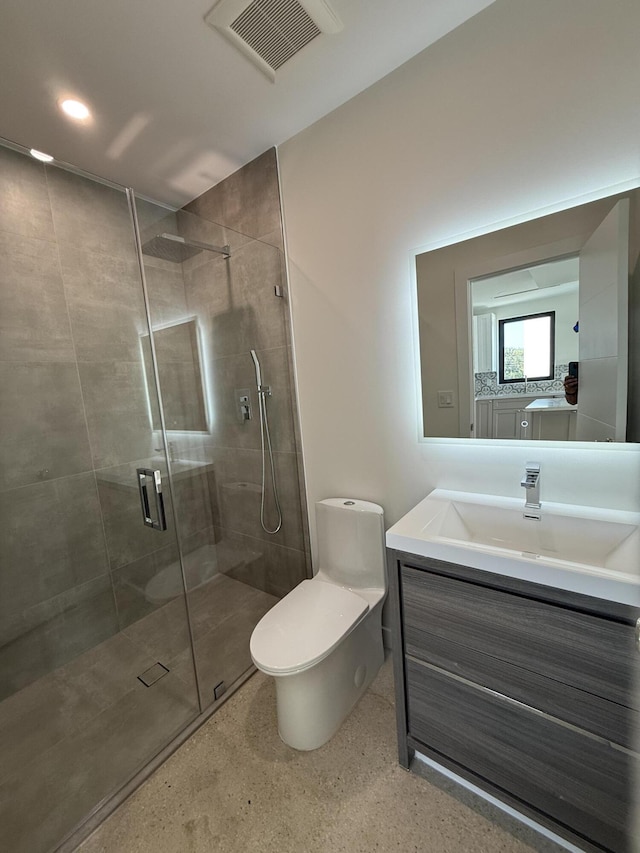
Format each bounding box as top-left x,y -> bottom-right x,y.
521,462 -> 541,512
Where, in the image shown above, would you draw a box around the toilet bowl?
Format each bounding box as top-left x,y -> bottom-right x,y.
250,498 -> 387,750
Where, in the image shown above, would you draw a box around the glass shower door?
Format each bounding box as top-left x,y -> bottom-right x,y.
134,196 -> 304,710
0,140 -> 199,853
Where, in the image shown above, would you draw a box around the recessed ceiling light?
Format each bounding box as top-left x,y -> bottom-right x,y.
30,149 -> 54,162
60,98 -> 91,120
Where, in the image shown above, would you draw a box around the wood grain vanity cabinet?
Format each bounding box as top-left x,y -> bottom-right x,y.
387,549 -> 639,853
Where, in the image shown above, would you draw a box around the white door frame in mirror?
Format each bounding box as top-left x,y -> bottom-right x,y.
454,237 -> 586,438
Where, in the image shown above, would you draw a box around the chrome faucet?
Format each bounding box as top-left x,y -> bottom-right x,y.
521,462 -> 541,518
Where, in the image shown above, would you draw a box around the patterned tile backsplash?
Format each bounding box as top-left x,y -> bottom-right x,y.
475,365 -> 569,398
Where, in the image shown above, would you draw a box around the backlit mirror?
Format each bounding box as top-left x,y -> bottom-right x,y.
142,319 -> 207,432
416,187 -> 640,442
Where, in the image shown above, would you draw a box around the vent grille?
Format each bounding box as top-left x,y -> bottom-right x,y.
205,0 -> 342,81
230,0 -> 320,71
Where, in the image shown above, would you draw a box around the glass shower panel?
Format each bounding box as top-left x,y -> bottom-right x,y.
135,198 -> 297,708
0,141 -> 198,853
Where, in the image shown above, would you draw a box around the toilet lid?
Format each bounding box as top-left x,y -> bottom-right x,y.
250,580 -> 368,675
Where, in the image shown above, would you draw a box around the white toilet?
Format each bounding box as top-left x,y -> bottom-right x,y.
250,498 -> 387,750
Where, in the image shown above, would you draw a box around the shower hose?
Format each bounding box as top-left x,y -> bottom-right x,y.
250,349 -> 283,534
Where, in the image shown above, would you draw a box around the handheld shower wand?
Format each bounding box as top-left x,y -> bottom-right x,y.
250,349 -> 282,534
250,348 -> 262,388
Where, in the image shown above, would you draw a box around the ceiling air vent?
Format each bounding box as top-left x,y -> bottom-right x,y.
205,0 -> 342,82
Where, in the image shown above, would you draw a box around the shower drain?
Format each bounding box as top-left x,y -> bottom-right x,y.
137,662 -> 170,687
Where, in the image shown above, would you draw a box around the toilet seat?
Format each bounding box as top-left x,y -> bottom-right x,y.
250,579 -> 368,676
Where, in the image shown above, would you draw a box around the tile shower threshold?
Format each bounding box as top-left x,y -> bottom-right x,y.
54,665 -> 257,853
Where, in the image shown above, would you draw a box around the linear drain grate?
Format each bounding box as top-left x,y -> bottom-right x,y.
138,662 -> 170,687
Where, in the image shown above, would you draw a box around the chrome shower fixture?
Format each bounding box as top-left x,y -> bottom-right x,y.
141,232 -> 230,262
250,349 -> 282,535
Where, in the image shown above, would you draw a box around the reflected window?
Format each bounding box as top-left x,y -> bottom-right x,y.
498,311 -> 555,383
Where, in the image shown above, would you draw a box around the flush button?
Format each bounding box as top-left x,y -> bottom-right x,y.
344,501 -> 355,505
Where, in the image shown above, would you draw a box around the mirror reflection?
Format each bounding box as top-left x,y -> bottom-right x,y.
416,187 -> 640,442
142,319 -> 208,432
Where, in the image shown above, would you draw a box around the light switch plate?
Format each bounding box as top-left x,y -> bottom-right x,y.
437,390 -> 455,408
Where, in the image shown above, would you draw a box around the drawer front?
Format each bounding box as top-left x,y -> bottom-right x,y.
401,565 -> 636,710
415,629 -> 636,748
406,658 -> 633,853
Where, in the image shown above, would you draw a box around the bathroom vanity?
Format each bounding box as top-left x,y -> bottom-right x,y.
386,491 -> 640,853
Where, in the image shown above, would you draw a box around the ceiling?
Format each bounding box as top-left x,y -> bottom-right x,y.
472,258 -> 580,311
0,0 -> 494,206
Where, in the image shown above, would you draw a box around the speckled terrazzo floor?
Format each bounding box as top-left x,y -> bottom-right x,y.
78,657 -> 565,853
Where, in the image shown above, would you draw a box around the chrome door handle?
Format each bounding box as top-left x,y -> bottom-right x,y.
136,468 -> 167,531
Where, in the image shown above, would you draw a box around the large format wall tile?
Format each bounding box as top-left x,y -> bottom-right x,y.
143,263 -> 189,327
185,149 -> 282,243
46,166 -> 137,259
0,579 -> 117,701
58,242 -> 147,362
217,448 -> 304,551
215,527 -> 307,599
110,552 -> 162,630
0,474 -> 110,619
206,346 -> 295,454
0,146 -> 55,242
171,468 -> 220,539
78,361 -> 154,468
0,231 -> 75,363
179,149 -> 311,605
184,238 -> 286,359
95,465 -> 176,570
0,363 -> 93,490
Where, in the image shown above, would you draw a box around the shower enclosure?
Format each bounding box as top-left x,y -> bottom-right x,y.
0,139 -> 309,852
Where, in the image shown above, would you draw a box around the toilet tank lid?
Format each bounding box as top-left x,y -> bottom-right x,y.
318,498 -> 383,514
250,579 -> 368,675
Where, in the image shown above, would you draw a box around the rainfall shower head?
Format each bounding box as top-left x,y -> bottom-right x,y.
141,233 -> 230,263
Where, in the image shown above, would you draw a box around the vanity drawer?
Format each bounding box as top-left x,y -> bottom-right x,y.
411,628 -> 636,748
406,658 -> 633,853
401,565 -> 637,710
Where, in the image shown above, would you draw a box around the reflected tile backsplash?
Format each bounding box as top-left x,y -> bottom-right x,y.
475,365 -> 568,398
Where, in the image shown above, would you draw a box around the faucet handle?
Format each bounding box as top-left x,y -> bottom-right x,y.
521,462 -> 540,489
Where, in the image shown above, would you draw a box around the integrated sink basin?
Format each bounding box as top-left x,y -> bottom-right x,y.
386,489 -> 640,605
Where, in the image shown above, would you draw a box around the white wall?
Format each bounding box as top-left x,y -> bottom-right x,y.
278,0 -> 640,554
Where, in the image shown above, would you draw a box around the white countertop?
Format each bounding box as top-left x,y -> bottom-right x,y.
386,489 -> 639,607
525,397 -> 576,411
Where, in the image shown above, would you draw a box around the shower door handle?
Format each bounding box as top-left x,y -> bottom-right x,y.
136,468 -> 167,531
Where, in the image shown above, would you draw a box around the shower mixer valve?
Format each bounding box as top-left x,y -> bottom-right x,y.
236,388 -> 252,421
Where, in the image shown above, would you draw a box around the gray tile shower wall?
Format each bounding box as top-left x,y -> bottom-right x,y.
184,149 -> 284,249
180,148 -> 310,598
0,146 -> 186,698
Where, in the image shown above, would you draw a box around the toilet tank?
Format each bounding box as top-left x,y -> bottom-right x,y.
315,499 -> 386,590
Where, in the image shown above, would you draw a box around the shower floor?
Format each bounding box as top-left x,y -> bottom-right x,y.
0,573 -> 277,853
